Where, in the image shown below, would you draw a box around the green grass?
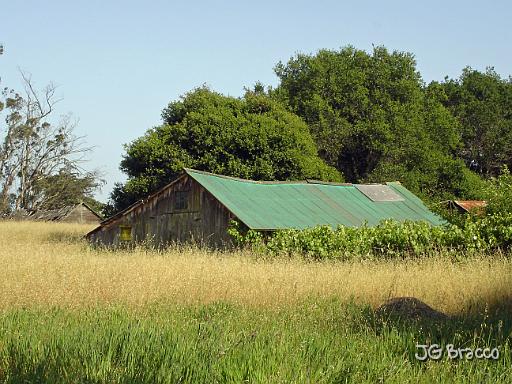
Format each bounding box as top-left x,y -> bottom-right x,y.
0,299 -> 510,383
1,222 -> 510,383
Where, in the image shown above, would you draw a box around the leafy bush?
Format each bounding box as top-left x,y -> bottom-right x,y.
106,87 -> 341,215
485,165 -> 512,215
228,214 -> 512,260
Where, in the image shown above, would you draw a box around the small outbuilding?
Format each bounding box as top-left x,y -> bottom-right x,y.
30,202 -> 103,224
86,169 -> 444,248
448,200 -> 487,215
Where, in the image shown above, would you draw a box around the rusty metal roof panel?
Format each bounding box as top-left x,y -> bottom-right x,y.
185,169 -> 445,230
453,200 -> 487,213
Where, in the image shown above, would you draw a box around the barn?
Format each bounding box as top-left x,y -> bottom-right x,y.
4,202 -> 102,224
86,168 -> 444,247
31,202 -> 103,224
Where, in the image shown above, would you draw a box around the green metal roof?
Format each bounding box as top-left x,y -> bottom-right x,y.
185,169 -> 445,230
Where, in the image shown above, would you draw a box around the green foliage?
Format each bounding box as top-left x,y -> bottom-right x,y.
0,302 -> 510,383
229,215 -> 512,260
227,220 -> 263,247
439,165 -> 512,225
273,46 -> 485,201
32,165 -> 104,211
274,46 -> 422,182
105,45 -> 512,217
484,165 -> 512,214
107,87 -> 341,215
440,67 -> 512,177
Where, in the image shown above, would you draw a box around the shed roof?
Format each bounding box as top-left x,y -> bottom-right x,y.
185,169 -> 445,229
452,200 -> 487,213
31,202 -> 102,221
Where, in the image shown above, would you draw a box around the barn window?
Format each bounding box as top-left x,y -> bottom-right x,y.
174,191 -> 189,210
119,225 -> 132,241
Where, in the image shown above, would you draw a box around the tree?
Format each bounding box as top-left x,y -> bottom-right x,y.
0,72 -> 100,213
106,86 -> 341,215
440,67 -> 512,177
31,164 -> 103,211
483,165 -> 512,215
273,46 -> 482,200
274,46 -> 422,180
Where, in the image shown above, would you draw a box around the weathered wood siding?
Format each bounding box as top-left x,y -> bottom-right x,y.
88,175 -> 234,247
61,205 -> 102,224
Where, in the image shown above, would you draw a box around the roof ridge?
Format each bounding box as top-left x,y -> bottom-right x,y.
307,179 -> 353,186
79,201 -> 103,219
185,168 -> 308,185
185,169 -> 402,187
185,169 -> 394,187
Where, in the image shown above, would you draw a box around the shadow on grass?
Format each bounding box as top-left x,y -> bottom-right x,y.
363,293 -> 512,362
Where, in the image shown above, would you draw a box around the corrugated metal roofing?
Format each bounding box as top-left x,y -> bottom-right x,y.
453,200 -> 487,213
185,169 -> 445,230
355,184 -> 405,202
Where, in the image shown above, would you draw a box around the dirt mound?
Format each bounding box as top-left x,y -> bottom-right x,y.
376,297 -> 449,321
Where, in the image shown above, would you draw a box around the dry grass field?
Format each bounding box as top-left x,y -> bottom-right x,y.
1,221 -> 511,383
1,221 -> 510,314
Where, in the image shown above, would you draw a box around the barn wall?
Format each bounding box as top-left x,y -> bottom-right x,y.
61,205 -> 101,224
88,175 -> 234,247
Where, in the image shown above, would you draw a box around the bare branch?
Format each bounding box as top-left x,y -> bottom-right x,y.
1,73 -> 98,212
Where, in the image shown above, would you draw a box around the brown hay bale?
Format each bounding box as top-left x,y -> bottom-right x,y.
376,297 -> 449,321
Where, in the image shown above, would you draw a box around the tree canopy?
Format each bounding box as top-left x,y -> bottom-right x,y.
107,45 -> 511,215
32,164 -> 103,212
105,87 -> 340,215
273,46 -> 486,200
439,67 -> 512,177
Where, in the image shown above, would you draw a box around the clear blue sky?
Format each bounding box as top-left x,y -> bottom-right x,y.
2,0 -> 511,202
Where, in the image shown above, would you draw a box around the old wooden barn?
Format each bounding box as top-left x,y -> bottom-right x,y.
86,169 -> 444,247
32,202 -> 103,224
6,202 -> 102,224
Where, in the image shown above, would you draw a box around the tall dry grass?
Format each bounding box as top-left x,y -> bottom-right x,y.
1,221 -> 510,314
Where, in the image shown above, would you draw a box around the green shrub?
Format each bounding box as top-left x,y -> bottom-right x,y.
228,214 -> 512,260
485,165 -> 512,215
